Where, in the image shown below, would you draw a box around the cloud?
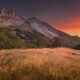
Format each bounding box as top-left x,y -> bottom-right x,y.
54,16 -> 80,36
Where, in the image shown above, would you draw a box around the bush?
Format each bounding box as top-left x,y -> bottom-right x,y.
0,27 -> 26,49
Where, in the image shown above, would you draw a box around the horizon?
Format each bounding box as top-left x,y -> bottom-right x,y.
0,0 -> 80,36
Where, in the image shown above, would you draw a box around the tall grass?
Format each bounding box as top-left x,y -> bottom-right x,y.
0,48 -> 80,80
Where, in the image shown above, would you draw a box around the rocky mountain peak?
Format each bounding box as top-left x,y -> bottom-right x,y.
0,8 -> 23,25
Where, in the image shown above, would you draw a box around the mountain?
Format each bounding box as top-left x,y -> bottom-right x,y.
0,8 -> 24,26
25,17 -> 80,48
0,24 -> 50,49
27,17 -> 59,39
0,8 -> 80,49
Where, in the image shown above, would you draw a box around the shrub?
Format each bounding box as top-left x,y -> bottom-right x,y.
0,27 -> 26,49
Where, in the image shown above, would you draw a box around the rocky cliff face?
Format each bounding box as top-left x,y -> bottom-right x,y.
0,8 -> 23,25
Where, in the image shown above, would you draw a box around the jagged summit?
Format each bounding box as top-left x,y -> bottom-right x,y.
0,8 -> 24,25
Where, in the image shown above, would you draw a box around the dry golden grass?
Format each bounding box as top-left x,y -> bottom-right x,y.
0,47 -> 80,80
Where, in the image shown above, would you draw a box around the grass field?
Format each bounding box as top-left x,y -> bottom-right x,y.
0,48 -> 80,80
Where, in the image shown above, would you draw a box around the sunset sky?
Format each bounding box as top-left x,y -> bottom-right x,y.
0,0 -> 80,36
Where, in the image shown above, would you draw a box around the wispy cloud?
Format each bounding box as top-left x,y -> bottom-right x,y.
54,16 -> 80,36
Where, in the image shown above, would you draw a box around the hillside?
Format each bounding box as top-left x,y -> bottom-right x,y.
0,27 -> 26,49
0,26 -> 51,49
0,19 -> 80,49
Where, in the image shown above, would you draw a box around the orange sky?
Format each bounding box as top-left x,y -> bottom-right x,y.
53,17 -> 80,36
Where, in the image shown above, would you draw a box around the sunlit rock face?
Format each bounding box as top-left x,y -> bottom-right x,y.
26,17 -> 59,39
0,8 -> 24,25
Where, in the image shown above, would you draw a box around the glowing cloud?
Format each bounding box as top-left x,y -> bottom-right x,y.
54,17 -> 80,36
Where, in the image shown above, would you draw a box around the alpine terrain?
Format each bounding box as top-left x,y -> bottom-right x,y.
0,8 -> 80,49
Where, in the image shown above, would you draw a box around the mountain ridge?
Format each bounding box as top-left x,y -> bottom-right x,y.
0,8 -> 80,49
0,8 -> 24,26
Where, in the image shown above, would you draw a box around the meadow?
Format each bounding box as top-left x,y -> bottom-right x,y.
0,48 -> 80,80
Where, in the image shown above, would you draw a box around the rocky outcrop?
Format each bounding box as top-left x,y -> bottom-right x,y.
0,8 -> 22,24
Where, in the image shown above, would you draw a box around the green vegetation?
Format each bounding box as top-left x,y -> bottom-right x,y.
0,25 -> 79,49
0,27 -> 26,49
0,25 -> 51,49
15,27 -> 50,48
